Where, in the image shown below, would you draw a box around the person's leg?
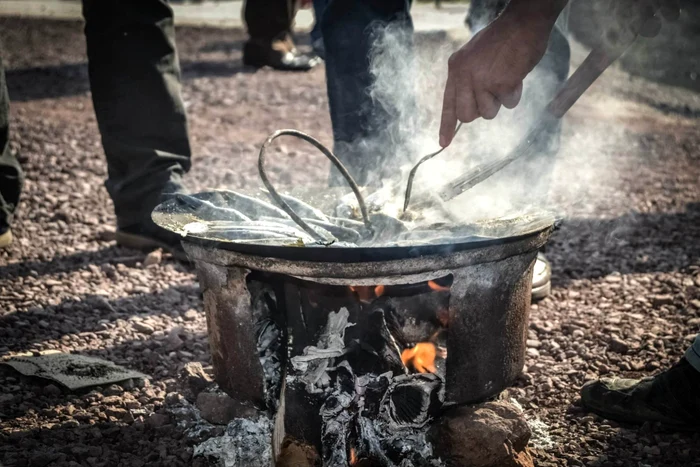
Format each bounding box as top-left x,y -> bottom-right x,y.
243,0 -> 320,71
322,0 -> 413,186
581,336 -> 700,430
0,56 -> 22,248
310,0 -> 327,59
686,334 -> 700,373
82,0 -> 190,250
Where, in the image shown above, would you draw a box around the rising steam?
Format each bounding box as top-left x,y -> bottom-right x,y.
353,16 -> 623,225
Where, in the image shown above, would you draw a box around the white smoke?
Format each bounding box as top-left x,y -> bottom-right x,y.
353,18 -> 625,227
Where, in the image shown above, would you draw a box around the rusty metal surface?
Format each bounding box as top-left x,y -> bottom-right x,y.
446,252 -> 536,404
194,262 -> 267,408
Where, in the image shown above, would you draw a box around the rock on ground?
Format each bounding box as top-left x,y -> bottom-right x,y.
429,400 -> 534,467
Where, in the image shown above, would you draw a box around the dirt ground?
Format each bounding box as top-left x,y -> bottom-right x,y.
1,16 -> 699,467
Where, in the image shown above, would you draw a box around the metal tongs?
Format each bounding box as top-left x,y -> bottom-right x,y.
404,3 -> 674,211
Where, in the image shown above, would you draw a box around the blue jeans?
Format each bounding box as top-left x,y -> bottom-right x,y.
322,0 -> 570,188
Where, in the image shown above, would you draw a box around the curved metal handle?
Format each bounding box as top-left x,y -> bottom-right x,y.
258,129 -> 373,244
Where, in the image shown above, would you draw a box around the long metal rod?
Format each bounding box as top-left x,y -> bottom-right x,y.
438,36 -> 639,203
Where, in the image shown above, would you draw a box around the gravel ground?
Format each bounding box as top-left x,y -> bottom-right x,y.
1,17 -> 699,467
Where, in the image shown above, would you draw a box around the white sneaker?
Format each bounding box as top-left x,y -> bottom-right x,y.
531,252 -> 551,301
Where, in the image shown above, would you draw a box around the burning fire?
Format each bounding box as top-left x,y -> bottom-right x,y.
427,280 -> 450,292
401,342 -> 447,374
349,285 -> 385,301
350,447 -> 357,465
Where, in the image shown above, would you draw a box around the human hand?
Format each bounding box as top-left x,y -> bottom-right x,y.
439,2 -> 562,147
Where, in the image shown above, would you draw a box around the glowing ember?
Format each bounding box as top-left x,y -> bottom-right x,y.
374,284 -> 385,297
427,280 -> 450,292
350,447 -> 357,465
401,342 -> 446,374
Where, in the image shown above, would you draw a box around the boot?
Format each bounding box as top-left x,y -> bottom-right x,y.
580,358 -> 700,431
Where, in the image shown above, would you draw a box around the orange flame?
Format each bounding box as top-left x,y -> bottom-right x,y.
427,280 -> 450,292
401,342 -> 446,374
350,448 -> 357,465
349,285 -> 385,301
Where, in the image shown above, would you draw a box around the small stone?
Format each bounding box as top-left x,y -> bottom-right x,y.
597,364 -> 610,374
608,337 -> 630,354
124,400 -> 141,410
105,407 -> 128,419
103,384 -> 123,396
143,249 -> 162,267
183,309 -> 199,321
165,392 -> 185,406
651,295 -> 674,307
43,384 -> 62,397
526,340 -> 541,349
526,348 -> 540,359
133,377 -> 148,388
133,322 -> 155,335
146,413 -> 171,429
195,391 -> 259,425
689,300 -> 700,310
165,329 -> 184,352
102,396 -> 123,405
179,362 -> 213,401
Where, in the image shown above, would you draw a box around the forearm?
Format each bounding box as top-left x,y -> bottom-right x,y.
502,0 -> 568,27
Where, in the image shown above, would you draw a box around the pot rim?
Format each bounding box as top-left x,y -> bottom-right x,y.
183,225 -> 552,281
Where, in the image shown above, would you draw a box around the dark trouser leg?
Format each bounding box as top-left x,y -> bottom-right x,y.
322,0 -> 413,186
82,0 -> 191,229
0,56 -> 22,231
310,0 -> 327,43
686,334 -> 700,373
244,0 -> 295,44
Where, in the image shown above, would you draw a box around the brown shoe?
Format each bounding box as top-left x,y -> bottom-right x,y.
243,38 -> 320,72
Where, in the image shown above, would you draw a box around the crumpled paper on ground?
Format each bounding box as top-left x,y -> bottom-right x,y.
1,353 -> 147,390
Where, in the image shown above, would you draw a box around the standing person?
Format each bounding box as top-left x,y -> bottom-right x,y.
1,0 -> 193,256
320,0 -> 570,298
243,0 -> 321,71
